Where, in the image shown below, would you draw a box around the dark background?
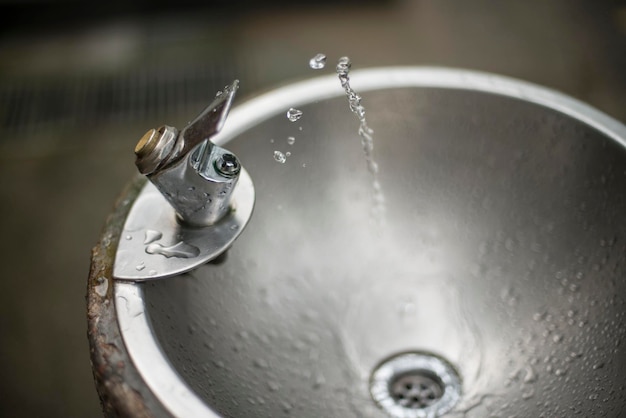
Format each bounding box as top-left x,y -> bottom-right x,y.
0,0 -> 625,416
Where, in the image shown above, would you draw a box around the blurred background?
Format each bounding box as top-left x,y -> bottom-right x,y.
0,0 -> 625,416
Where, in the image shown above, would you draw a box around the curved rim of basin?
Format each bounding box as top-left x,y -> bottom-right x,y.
88,66 -> 626,418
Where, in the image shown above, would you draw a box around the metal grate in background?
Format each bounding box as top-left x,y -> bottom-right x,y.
0,60 -> 256,139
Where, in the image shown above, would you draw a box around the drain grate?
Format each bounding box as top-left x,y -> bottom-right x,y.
370,352 -> 461,418
389,371 -> 444,409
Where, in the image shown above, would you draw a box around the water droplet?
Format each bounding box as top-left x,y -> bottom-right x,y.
268,381 -> 280,392
522,388 -> 534,400
287,108 -> 303,122
125,235 -> 132,240
309,53 -> 327,69
292,339 -> 307,351
273,150 -> 287,164
136,262 -> 146,271
336,56 -> 351,76
148,269 -> 157,276
523,366 -> 537,383
285,151 -> 291,157
313,374 -> 326,389
146,241 -> 200,258
253,358 -> 268,368
144,230 -> 163,244
269,138 -> 275,143
287,136 -> 295,145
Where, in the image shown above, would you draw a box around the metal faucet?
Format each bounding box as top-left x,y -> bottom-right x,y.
113,81 -> 255,281
134,80 -> 241,226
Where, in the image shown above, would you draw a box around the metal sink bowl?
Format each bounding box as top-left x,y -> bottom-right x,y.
88,68 -> 626,417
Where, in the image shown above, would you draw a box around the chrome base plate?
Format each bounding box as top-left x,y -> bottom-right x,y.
113,168 -> 254,281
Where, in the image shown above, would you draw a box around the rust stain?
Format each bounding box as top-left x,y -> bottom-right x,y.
86,176 -> 159,418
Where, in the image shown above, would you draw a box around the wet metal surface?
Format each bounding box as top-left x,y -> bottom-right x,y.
110,69 -> 626,416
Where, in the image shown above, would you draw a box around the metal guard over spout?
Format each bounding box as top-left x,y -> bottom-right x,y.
113,81 -> 255,281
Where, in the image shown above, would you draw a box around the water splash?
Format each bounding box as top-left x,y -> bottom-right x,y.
287,108 -> 303,122
336,56 -> 386,223
309,53 -> 327,69
287,136 -> 295,145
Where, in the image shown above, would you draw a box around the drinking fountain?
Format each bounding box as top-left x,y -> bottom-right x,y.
88,67 -> 626,417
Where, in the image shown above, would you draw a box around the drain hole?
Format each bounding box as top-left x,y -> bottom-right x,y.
370,352 -> 462,418
389,371 -> 444,409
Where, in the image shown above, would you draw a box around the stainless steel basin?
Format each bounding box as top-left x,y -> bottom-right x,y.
89,67 -> 626,417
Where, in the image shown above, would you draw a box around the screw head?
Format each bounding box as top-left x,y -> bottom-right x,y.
215,153 -> 241,177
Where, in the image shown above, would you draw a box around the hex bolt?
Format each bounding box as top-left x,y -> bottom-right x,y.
215,153 -> 241,177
